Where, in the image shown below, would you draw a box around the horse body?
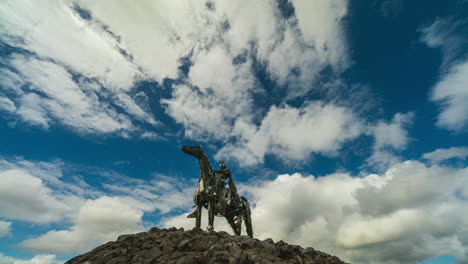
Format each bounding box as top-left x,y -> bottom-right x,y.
182,146 -> 253,238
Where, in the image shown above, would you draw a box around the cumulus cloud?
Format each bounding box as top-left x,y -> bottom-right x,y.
163,43 -> 255,140
20,177 -> 193,255
164,158 -> 468,264
18,176 -> 193,255
20,196 -> 144,254
0,0 -> 354,152
0,253 -> 61,264
372,112 -> 413,150
0,220 -> 12,238
161,0 -> 351,146
0,0 -> 357,163
289,0 -> 348,69
0,157 -> 194,255
366,112 -> 413,170
19,186 -> 190,256
0,167 -> 73,224
423,146 -> 468,164
216,101 -> 363,165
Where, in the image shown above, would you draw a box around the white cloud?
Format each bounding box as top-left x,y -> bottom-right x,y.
20,196 -> 145,254
17,176 -> 191,255
372,112 -> 413,150
421,17 -> 468,132
423,146 -> 468,163
420,17 -> 467,68
77,0 -> 193,83
0,167 -> 73,224
164,159 -> 468,264
216,101 -> 362,165
101,174 -> 194,214
0,253 -> 61,264
0,157 -> 193,255
0,1 -> 159,136
115,93 -> 157,126
0,69 -> 24,94
163,44 -> 256,140
0,220 -> 12,238
366,112 -> 413,170
0,157 -> 195,255
1,54 -> 159,135
16,93 -> 51,129
0,0 -> 139,90
430,61 -> 468,132
154,0 -> 355,164
219,0 -> 349,97
78,0 -> 350,147
18,184 -> 191,255
163,84 -> 231,140
0,95 -> 16,113
289,0 -> 348,68
1,0 -> 353,153
365,149 -> 403,172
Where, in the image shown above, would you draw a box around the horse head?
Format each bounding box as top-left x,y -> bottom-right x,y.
181,145 -> 204,158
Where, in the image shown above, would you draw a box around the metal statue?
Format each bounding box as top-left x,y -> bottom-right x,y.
182,146 -> 253,238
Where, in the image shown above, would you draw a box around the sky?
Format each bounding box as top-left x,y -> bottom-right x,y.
0,0 -> 467,263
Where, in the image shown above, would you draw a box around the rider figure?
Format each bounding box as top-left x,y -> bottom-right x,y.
216,161 -> 241,208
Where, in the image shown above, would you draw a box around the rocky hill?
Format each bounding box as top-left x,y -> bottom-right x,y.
66,227 -> 349,264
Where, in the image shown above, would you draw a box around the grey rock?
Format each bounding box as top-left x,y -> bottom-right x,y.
116,234 -> 132,242
65,228 -> 349,264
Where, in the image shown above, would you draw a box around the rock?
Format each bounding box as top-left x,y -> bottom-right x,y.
177,236 -> 199,251
65,228 -> 349,264
116,234 -> 132,242
148,227 -> 160,233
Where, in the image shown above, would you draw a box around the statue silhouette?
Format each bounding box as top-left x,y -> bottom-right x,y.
182,146 -> 253,237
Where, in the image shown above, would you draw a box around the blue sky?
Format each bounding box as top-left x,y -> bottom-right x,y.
0,0 -> 467,263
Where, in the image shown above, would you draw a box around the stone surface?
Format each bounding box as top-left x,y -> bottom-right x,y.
66,227 -> 349,264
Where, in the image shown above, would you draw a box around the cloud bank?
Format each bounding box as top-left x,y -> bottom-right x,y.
2,149 -> 467,263
0,254 -> 61,264
164,150 -> 468,264
0,158 -> 192,255
0,0 -> 358,164
216,102 -> 362,165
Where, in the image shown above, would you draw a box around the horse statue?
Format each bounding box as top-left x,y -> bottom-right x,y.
181,146 -> 253,238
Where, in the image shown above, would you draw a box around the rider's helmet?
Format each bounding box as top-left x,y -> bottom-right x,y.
218,160 -> 226,169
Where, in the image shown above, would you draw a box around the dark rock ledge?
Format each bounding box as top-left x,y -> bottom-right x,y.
66,227 -> 349,264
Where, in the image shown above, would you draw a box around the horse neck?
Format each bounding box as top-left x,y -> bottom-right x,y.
197,153 -> 213,180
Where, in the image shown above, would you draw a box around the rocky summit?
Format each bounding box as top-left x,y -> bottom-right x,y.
66,227 -> 349,264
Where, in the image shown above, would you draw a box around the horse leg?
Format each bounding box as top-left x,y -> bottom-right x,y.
196,204 -> 202,229
241,197 -> 253,238
235,215 -> 242,236
207,200 -> 214,231
226,215 -> 240,236
244,212 -> 253,238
